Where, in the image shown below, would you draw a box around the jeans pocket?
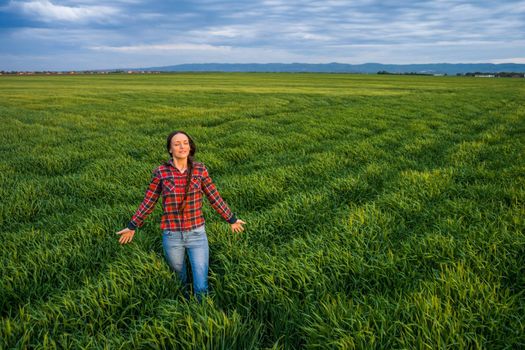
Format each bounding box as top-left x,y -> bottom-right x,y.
188,226 -> 206,240
194,225 -> 206,233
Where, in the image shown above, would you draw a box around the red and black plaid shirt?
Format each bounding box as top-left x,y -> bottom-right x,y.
128,160 -> 236,232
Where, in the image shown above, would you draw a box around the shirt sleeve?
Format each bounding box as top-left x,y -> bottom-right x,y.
128,169 -> 162,230
201,164 -> 237,224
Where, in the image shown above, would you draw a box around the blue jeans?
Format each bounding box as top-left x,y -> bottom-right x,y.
162,225 -> 209,299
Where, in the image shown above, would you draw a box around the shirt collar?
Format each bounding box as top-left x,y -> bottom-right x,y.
167,158 -> 188,174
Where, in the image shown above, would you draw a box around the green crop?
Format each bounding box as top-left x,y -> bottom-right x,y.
1,73 -> 524,349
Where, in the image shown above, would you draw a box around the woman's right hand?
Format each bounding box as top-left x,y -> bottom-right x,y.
116,228 -> 135,244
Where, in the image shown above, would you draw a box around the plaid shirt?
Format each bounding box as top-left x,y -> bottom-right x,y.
128,160 -> 236,232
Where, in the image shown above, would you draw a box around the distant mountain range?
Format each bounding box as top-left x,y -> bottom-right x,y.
132,63 -> 525,75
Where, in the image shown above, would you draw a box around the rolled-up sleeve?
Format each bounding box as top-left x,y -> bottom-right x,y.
201,165 -> 237,224
128,169 -> 162,230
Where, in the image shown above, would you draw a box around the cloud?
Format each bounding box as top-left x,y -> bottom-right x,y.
1,0 -> 525,70
90,43 -> 232,53
491,57 -> 525,64
8,0 -> 119,23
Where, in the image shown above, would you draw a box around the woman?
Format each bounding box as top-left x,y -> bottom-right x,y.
117,130 -> 245,299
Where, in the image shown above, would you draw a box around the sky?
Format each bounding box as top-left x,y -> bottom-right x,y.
1,0 -> 524,71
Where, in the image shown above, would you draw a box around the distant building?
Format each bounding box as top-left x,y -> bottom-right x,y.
475,74 -> 495,78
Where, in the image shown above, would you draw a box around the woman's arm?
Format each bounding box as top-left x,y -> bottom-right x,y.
201,164 -> 245,232
117,169 -> 162,244
128,170 -> 162,229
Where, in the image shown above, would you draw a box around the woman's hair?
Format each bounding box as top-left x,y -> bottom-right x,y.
166,130 -> 196,212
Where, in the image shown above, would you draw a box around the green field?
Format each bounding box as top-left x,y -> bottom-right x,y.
1,73 -> 524,349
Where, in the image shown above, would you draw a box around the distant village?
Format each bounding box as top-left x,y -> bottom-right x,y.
0,70 -> 162,76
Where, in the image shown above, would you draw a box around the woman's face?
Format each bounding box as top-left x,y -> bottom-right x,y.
170,133 -> 191,160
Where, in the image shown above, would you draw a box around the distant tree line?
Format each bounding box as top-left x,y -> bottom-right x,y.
377,70 -> 524,78
377,71 -> 436,76
457,72 -> 524,78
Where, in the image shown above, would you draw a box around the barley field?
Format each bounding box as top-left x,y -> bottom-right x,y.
0,73 -> 524,349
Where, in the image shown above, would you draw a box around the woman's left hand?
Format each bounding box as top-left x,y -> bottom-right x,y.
231,219 -> 246,233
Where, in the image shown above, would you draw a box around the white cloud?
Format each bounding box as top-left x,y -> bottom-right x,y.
9,0 -> 119,22
207,28 -> 243,38
292,32 -> 332,41
90,43 -> 232,52
491,57 -> 525,64
9,27 -> 125,45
